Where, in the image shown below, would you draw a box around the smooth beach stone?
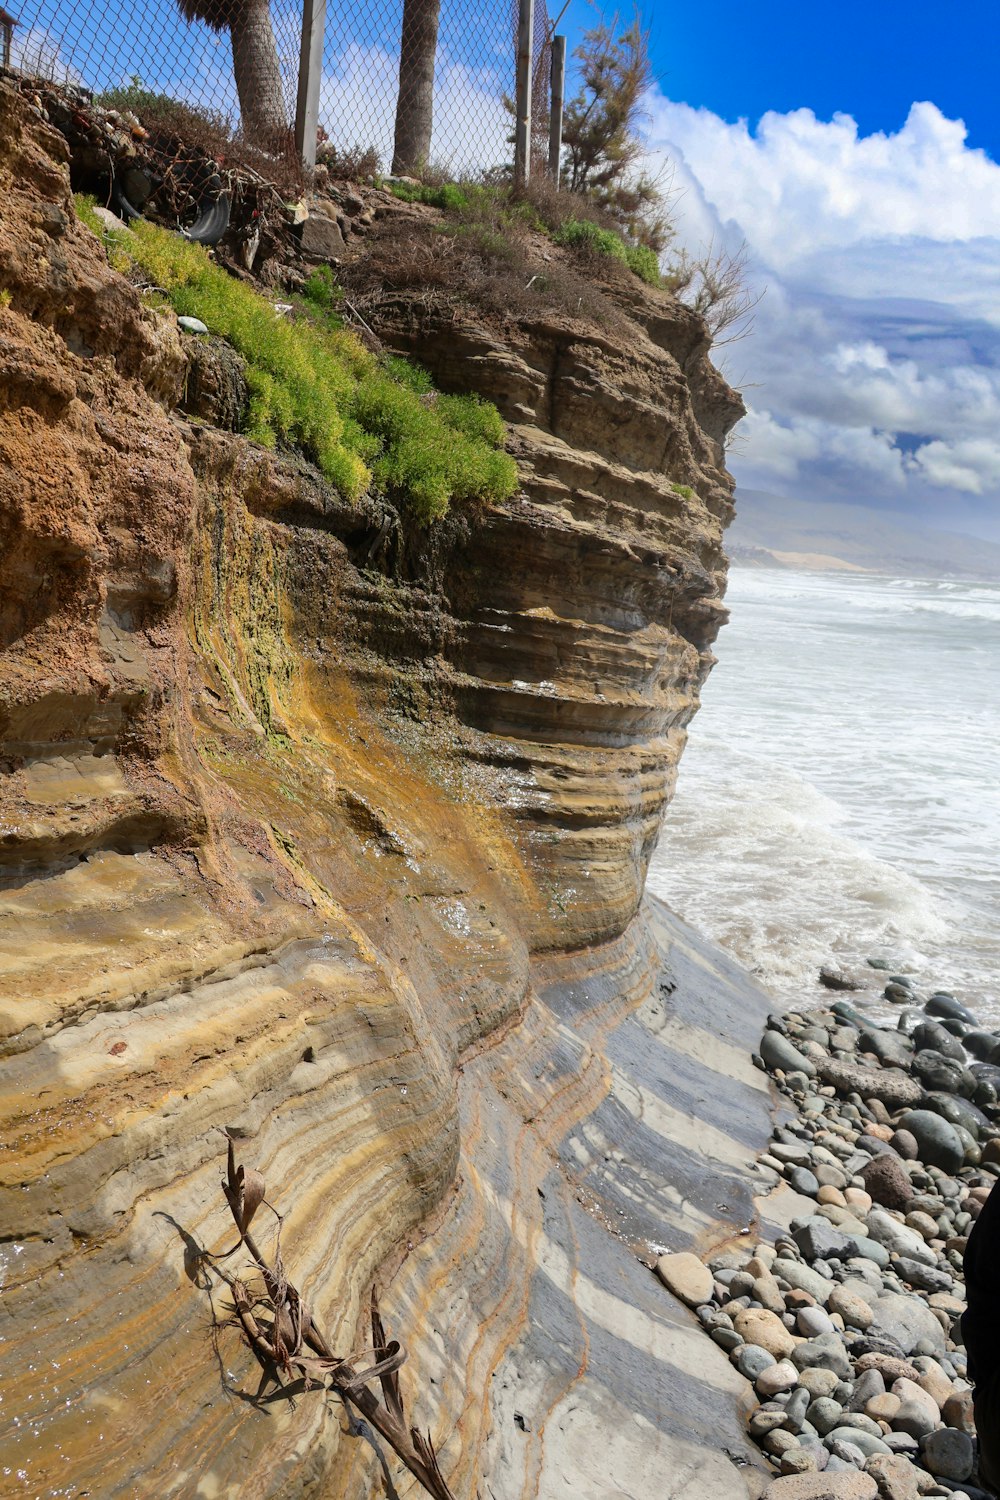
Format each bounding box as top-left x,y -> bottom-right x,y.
780,1451 -> 820,1476
896,1111 -> 965,1174
728,1270 -> 757,1299
964,1032 -> 1000,1062
847,1369 -> 886,1412
921,1427 -> 974,1481
785,1386 -> 812,1431
825,1427 -> 892,1458
911,1022 -> 966,1061
828,1285 -> 874,1330
922,1091 -> 993,1141
864,1454 -> 920,1500
774,1257 -> 837,1303
854,1353 -> 920,1382
737,1342 -> 778,1379
882,1432 -> 920,1456
866,1293 -> 947,1356
846,1236 -> 890,1270
925,995 -> 977,1026
818,1185 -> 848,1207
885,983 -> 911,1004
859,1030 -> 914,1070
827,1442 -> 867,1468
735,1306 -> 797,1358
893,1257 -> 953,1294
773,1141 -> 816,1165
790,1166 -> 822,1197
755,1274 -> 789,1314
655,1251 -> 714,1307
865,1392 -> 900,1422
912,1358 -> 956,1408
177,315 -> 209,334
711,1326 -> 744,1352
844,1188 -> 873,1214
911,1049 -> 972,1094
798,1305 -> 836,1338
818,1205 -> 869,1236
798,1367 -> 841,1399
890,1129 -> 919,1161
751,1408 -> 790,1438
757,1359 -> 801,1397
763,1030 -> 819,1078
806,1397 -> 845,1435
793,1335 -> 854,1382
942,1389 -> 975,1433
904,1210 -> 939,1241
865,1210 -> 937,1266
764,1428 -> 803,1457
891,1377 -> 942,1438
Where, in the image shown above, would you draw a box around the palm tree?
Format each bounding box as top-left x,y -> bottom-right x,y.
177,0 -> 288,145
391,0 -> 440,175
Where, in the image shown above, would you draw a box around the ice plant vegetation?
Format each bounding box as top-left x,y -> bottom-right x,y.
75,199 -> 518,521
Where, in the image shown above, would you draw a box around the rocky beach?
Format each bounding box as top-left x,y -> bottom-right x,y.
658,971 -> 1000,1497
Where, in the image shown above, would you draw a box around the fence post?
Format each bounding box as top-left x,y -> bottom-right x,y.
514,0 -> 534,185
548,33 -> 565,182
295,0 -> 327,171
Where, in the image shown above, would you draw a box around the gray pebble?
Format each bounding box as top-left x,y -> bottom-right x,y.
789,1165 -> 821,1196
735,1344 -> 776,1380
805,1396 -> 843,1435
922,1427 -> 975,1481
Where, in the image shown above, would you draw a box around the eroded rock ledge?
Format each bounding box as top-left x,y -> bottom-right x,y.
0,79 -> 749,1498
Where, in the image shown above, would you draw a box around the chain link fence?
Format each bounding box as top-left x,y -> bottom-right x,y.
5,0 -> 553,177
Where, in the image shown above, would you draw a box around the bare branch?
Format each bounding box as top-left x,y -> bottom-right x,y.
210,1137 -> 456,1500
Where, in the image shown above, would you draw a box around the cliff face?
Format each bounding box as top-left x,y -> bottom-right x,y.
0,80 -> 751,1500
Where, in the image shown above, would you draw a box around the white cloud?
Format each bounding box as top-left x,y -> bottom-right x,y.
651,99 -> 1000,268
909,438 -> 1000,495
643,92 -> 1000,516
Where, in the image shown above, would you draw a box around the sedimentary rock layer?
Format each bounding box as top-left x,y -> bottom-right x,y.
0,78 -> 747,1498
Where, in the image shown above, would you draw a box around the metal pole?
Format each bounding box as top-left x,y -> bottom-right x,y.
514,0 -> 534,185
548,34 -> 565,182
295,0 -> 327,170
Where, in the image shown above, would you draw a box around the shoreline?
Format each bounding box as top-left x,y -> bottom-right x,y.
669,968 -> 995,1497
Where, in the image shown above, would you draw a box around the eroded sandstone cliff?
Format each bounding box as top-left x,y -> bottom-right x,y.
0,78 -> 752,1499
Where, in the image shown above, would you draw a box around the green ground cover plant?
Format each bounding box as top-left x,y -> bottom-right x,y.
74,199 -> 517,521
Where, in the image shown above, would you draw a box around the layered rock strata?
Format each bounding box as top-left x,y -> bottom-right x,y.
0,78 -> 747,1499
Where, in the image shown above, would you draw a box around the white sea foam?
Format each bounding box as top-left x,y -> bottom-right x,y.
648,566 -> 1000,1019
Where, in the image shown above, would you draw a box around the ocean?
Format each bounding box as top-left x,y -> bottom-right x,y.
647,567 -> 1000,1021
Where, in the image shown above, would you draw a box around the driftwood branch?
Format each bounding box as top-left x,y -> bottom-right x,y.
211,1137 -> 456,1500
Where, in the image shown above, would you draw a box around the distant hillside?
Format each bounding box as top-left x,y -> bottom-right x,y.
730,489 -> 1000,579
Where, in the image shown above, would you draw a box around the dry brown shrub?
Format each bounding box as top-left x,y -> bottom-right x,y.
340,203 -> 628,334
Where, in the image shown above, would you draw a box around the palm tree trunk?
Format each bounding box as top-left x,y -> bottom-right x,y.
229,0 -> 288,146
392,0 -> 440,175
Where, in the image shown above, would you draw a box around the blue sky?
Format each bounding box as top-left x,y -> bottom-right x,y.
642,0 -> 1000,162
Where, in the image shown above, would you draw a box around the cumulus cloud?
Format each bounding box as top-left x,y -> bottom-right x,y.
645,95 -> 1000,521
